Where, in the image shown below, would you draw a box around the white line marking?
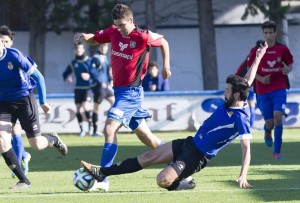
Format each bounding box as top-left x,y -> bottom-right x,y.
1,187 -> 300,198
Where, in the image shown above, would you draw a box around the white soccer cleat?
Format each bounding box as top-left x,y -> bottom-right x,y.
88,181 -> 109,192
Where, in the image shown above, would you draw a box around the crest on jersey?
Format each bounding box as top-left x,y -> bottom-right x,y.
98,30 -> 104,35
277,57 -> 281,63
227,111 -> 233,117
130,41 -> 136,48
119,42 -> 128,51
7,62 -> 13,70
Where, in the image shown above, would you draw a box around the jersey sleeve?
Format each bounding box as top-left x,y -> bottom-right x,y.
147,30 -> 163,47
246,48 -> 257,68
282,46 -> 293,65
234,112 -> 252,140
14,50 -> 37,75
94,26 -> 112,44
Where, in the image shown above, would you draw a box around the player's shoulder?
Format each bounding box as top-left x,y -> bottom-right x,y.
6,47 -> 22,56
275,42 -> 290,50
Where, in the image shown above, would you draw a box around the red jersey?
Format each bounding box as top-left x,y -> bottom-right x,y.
93,25 -> 163,87
247,43 -> 293,94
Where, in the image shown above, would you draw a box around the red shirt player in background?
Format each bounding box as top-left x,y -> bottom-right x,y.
73,4 -> 198,192
236,40 -> 264,129
247,20 -> 293,161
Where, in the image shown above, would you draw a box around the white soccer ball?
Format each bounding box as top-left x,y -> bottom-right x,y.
73,167 -> 96,191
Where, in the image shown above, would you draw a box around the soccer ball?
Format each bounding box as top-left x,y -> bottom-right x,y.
73,167 -> 95,191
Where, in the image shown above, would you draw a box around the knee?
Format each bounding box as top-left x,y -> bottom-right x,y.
156,173 -> 171,189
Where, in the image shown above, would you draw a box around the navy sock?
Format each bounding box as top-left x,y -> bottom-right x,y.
2,148 -> 30,184
92,112 -> 98,133
274,125 -> 283,154
76,113 -> 83,131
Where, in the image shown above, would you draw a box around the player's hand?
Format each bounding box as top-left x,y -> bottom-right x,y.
236,176 -> 252,189
162,67 -> 171,80
261,74 -> 271,84
81,73 -> 90,81
282,62 -> 292,75
41,103 -> 52,114
65,75 -> 73,83
74,33 -> 84,44
256,42 -> 268,59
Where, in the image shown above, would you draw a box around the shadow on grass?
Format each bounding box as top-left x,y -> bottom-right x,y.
225,169 -> 300,202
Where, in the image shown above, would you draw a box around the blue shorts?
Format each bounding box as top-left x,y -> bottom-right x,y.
247,88 -> 255,101
107,86 -> 151,130
256,89 -> 287,120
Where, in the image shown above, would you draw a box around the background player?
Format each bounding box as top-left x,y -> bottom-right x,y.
63,43 -> 93,137
247,20 -> 293,160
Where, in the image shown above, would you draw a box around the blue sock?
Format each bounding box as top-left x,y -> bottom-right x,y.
12,135 -> 26,163
264,124 -> 271,133
274,125 -> 283,154
100,143 -> 118,183
249,106 -> 256,128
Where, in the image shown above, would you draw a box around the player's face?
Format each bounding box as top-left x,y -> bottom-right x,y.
224,84 -> 235,108
114,17 -> 134,36
263,28 -> 276,44
98,43 -> 109,55
0,35 -> 13,48
74,44 -> 85,56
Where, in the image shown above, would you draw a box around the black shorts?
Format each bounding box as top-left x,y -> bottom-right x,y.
170,136 -> 210,179
92,84 -> 114,104
74,89 -> 90,104
0,93 -> 41,138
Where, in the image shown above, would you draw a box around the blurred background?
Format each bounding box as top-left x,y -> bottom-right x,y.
1,0 -> 300,93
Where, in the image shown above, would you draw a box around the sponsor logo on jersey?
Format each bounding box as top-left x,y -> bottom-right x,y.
267,60 -> 276,68
111,50 -> 133,60
8,62 -> 13,70
119,42 -> 128,51
130,41 -> 136,48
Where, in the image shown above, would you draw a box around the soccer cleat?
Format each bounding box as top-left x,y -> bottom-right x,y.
272,153 -> 282,161
264,131 -> 273,147
81,160 -> 106,182
175,178 -> 197,191
88,181 -> 109,192
88,128 -> 93,136
22,152 -> 31,174
79,130 -> 85,137
50,133 -> 68,156
9,181 -> 31,190
93,132 -> 103,137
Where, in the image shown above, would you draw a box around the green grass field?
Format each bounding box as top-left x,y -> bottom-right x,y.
1,129 -> 300,203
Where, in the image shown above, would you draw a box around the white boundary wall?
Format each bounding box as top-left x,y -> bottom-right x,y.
39,90 -> 300,133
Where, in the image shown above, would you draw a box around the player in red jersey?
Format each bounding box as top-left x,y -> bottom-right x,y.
74,4 -> 172,191
247,20 -> 293,160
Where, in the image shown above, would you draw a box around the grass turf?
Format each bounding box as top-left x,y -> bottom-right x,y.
1,129 -> 300,203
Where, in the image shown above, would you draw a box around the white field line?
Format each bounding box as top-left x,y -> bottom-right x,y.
1,187 -> 300,198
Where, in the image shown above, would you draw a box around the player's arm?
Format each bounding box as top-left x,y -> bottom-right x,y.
282,61 -> 292,75
236,139 -> 252,189
159,38 -> 171,79
30,68 -> 51,113
74,33 -> 99,45
63,65 -> 73,83
244,42 -> 268,86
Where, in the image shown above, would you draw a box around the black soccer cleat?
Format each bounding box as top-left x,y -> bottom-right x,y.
81,160 -> 106,182
50,133 -> 68,156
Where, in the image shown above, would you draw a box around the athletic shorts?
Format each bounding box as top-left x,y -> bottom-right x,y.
0,93 -> 41,138
256,89 -> 287,120
247,88 -> 255,101
107,86 -> 151,131
92,84 -> 114,104
170,136 -> 210,179
74,89 -> 90,104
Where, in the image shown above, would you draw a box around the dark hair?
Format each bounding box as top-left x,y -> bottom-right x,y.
111,4 -> 133,20
261,20 -> 277,32
226,75 -> 249,101
0,25 -> 14,40
148,61 -> 158,69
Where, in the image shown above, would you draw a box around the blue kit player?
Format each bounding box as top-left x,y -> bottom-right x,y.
0,38 -> 68,189
80,42 -> 268,190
